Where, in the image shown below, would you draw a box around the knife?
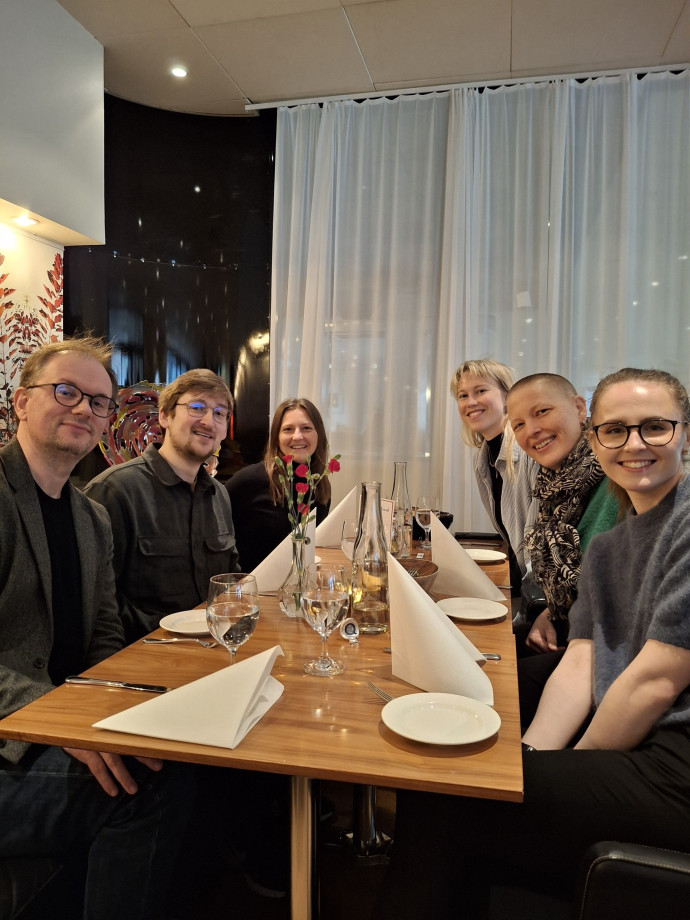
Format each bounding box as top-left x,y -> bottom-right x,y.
66,676 -> 169,693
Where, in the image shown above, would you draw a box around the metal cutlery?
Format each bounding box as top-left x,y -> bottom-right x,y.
143,637 -> 217,648
367,682 -> 394,703
66,676 -> 169,693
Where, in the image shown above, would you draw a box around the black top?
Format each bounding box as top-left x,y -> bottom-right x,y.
486,432 -> 523,598
226,462 -> 330,571
36,483 -> 83,684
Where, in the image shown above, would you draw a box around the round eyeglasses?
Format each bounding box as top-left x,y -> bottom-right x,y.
591,419 -> 687,449
25,383 -> 117,418
176,401 -> 230,424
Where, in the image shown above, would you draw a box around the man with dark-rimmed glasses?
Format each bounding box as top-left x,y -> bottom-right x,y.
0,336 -> 193,919
85,367 -> 240,642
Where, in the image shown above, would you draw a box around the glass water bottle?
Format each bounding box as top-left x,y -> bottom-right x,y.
390,460 -> 412,558
352,481 -> 390,634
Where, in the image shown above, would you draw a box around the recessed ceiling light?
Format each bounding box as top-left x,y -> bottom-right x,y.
13,215 -> 38,227
171,66 -> 188,79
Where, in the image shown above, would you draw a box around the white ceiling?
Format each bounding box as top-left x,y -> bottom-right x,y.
57,0 -> 690,116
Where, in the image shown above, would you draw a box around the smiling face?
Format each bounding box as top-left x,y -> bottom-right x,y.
455,373 -> 506,441
507,379 -> 587,470
590,380 -> 688,513
278,407 -> 319,463
14,352 -> 113,461
158,390 -> 229,470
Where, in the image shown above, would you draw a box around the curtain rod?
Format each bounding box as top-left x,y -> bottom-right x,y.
245,63 -> 689,111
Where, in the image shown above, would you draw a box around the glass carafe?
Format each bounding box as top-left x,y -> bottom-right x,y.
390,460 -> 412,558
351,482 -> 390,634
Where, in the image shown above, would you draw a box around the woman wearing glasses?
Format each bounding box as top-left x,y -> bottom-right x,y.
226,397 -> 331,571
372,368 -> 690,920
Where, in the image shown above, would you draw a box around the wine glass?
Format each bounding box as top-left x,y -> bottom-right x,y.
340,521 -> 358,561
206,573 -> 260,664
415,496 -> 436,550
300,563 -> 350,676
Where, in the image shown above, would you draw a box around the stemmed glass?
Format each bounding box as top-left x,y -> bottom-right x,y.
206,573 -> 260,664
340,521 -> 358,561
300,563 -> 350,676
415,496 -> 436,550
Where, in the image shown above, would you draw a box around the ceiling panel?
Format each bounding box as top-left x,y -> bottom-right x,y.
197,8 -> 375,101
57,0 -> 185,38
171,0 -> 342,26
662,2 -> 690,63
347,0 -> 511,85
512,0 -> 687,73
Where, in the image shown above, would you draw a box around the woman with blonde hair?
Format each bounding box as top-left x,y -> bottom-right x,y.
226,397 -> 331,571
451,359 -> 538,602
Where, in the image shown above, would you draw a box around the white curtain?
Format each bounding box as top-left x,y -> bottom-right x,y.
271,71 -> 690,531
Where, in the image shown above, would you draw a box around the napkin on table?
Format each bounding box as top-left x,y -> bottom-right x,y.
314,486 -> 358,547
430,513 -> 505,601
94,645 -> 285,750
388,555 -> 494,705
250,518 -> 316,593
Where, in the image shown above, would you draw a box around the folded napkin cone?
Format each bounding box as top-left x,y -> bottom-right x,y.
314,486 -> 358,547
94,645 -> 285,749
388,556 -> 494,706
430,513 -> 505,601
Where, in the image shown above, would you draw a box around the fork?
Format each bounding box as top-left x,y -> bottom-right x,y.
367,681 -> 394,703
143,637 -> 218,648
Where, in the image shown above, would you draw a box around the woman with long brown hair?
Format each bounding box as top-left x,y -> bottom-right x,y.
226,397 -> 331,570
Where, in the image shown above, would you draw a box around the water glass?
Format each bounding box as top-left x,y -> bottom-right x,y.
206,573 -> 260,663
301,563 -> 349,676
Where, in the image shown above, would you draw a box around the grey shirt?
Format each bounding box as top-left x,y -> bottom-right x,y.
85,444 -> 239,642
569,476 -> 690,728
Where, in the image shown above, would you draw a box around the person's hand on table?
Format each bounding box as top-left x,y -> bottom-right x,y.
63,747 -> 163,797
526,609 -> 564,654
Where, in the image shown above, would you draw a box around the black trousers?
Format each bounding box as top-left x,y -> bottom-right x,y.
370,724 -> 690,920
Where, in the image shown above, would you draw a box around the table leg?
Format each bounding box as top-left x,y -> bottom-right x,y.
290,775 -> 317,920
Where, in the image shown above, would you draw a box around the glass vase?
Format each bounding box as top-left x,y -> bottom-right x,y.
278,534 -> 307,618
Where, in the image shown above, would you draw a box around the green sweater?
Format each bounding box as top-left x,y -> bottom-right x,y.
577,477 -> 620,554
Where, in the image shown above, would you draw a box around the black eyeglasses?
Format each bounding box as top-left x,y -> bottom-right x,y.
176,401 -> 230,424
25,383 -> 117,418
592,419 -> 687,449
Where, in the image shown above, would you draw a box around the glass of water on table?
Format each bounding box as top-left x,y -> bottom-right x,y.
206,574 -> 260,664
300,563 -> 350,676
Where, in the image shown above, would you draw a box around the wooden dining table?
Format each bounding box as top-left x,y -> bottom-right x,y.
0,546 -> 522,919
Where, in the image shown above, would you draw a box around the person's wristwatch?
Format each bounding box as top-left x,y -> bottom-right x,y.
521,742 -> 537,753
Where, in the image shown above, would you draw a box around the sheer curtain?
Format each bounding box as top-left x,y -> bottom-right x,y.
271,71 -> 690,530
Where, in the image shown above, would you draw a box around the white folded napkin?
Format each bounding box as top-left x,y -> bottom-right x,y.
430,513 -> 505,601
94,645 -> 285,749
388,555 -> 494,705
250,518 -> 316,592
314,486 -> 358,547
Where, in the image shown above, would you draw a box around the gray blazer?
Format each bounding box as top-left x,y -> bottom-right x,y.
0,438 -> 124,764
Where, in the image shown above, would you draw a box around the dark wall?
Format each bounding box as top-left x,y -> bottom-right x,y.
63,95 -> 276,476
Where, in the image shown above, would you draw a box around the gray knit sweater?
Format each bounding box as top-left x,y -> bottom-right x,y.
569,476 -> 690,727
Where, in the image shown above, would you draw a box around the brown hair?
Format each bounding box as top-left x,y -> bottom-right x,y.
20,334 -> 118,399
264,397 -> 331,506
589,367 -> 690,512
158,369 -> 233,417
450,359 -> 515,449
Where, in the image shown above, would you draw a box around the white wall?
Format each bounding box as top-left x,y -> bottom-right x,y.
0,0 -> 104,244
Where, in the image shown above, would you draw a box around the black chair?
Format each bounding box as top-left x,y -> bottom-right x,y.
572,841 -> 690,920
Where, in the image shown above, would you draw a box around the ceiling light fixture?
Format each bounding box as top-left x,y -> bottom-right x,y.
13,215 -> 38,227
171,66 -> 188,79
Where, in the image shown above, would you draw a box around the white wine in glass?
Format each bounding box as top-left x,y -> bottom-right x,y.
206,573 -> 260,664
415,496 -> 435,549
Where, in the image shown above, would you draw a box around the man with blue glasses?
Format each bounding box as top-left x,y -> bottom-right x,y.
85,368 -> 240,642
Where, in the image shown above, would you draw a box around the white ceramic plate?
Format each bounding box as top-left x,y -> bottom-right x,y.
436,597 -> 507,622
159,610 -> 210,636
465,548 -> 507,562
382,693 -> 500,745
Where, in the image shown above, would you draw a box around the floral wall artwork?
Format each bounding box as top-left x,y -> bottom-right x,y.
0,230 -> 63,445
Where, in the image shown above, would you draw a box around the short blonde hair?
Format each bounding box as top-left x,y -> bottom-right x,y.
450,359 -> 515,449
20,335 -> 118,399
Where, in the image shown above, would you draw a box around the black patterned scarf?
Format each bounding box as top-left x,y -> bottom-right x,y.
523,431 -> 604,622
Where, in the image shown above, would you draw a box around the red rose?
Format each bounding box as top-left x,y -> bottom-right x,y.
295,463 -> 309,477
282,454 -> 292,464
297,503 -> 309,515
295,482 -> 309,494
328,458 -> 341,473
